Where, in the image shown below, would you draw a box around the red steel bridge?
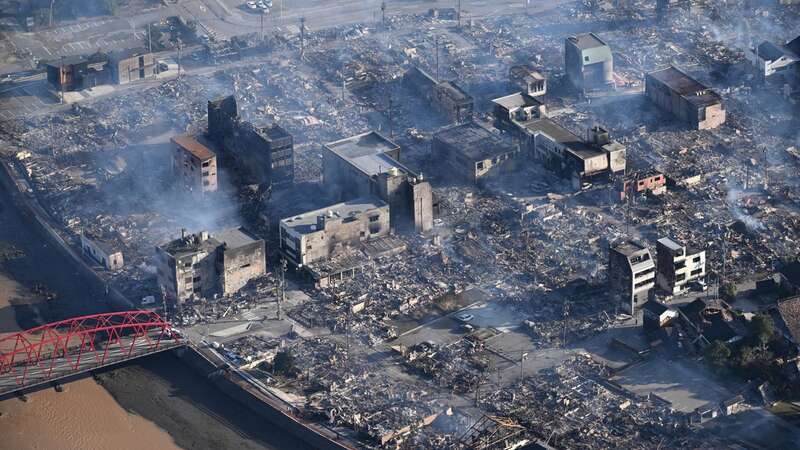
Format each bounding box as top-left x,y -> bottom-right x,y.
0,311 -> 183,396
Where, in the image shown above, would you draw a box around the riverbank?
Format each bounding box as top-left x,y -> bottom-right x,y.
0,162 -> 305,450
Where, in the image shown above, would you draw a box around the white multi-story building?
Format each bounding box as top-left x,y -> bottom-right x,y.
656,237 -> 706,295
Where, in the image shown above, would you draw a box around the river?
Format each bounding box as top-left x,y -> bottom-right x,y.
0,169 -> 310,450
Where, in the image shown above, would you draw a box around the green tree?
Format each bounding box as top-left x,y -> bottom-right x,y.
704,340 -> 731,368
272,349 -> 296,376
750,314 -> 775,348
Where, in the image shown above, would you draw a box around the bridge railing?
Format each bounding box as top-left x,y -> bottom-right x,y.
0,310 -> 180,393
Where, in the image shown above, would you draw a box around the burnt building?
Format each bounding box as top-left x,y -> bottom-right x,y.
564,33 -> 614,91
609,241 -> 656,315
432,122 -> 520,185
509,65 -> 547,97
107,48 -> 155,85
155,228 -> 266,303
403,66 -> 474,123
323,132 -> 433,233
520,119 -> 626,190
207,95 -> 294,186
279,197 -> 390,267
747,36 -> 800,86
618,169 -> 667,201
80,231 -> 124,271
45,52 -> 109,91
492,92 -> 548,132
645,66 -> 726,130
171,135 -> 218,193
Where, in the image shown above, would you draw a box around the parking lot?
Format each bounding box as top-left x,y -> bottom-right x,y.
0,78 -> 59,120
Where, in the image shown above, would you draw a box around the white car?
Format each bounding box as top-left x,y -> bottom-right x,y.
455,313 -> 474,323
246,1 -> 257,10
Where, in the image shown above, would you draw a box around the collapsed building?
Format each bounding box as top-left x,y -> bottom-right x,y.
656,237 -> 706,296
403,66 -> 474,123
171,135 -> 218,194
564,33 -> 614,91
432,122 -> 520,185
617,169 -> 667,201
645,66 -> 726,130
155,228 -> 266,303
609,241 -> 655,315
509,65 -> 547,97
279,197 -> 389,267
208,95 -> 294,187
323,131 -> 433,232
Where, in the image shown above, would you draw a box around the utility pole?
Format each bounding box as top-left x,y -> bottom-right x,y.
381,1 -> 386,27
388,92 -> 393,139
434,35 -> 439,81
59,55 -> 64,104
177,41 -> 183,80
457,0 -> 462,28
564,302 -> 571,344
260,10 -> 264,42
299,17 -> 306,58
278,258 -> 287,320
49,0 -> 55,28
519,352 -> 528,381
147,23 -> 152,53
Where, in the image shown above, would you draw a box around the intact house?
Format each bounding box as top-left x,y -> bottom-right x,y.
155,228 -> 266,303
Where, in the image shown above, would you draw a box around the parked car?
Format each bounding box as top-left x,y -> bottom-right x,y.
455,313 -> 474,323
246,1 -> 258,10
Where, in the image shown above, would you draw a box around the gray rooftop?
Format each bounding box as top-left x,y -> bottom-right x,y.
492,92 -> 544,110
214,227 -> 261,250
325,131 -> 405,176
657,237 -> 683,252
522,119 -> 607,161
434,122 -> 517,161
567,33 -> 608,50
613,241 -> 649,257
647,66 -> 722,108
281,197 -> 388,235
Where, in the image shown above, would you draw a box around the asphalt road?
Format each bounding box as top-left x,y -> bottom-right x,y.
2,0 -> 571,70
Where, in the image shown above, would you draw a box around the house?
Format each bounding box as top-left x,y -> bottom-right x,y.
107,48 -> 155,85
642,301 -> 678,329
45,52 -> 109,91
80,232 -> 124,271
509,65 -> 547,97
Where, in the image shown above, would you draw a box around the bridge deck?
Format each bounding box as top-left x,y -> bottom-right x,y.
0,331 -> 183,396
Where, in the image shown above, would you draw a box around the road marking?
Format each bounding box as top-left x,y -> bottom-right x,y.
42,45 -> 52,56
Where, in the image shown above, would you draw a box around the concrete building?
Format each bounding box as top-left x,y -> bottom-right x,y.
207,95 -> 294,187
155,228 -> 266,303
520,119 -> 626,190
323,132 -> 433,233
645,66 -> 726,130
609,241 -> 656,314
279,197 -> 390,267
564,33 -> 614,91
107,48 -> 155,85
80,232 -> 123,270
509,65 -> 547,97
403,66 -> 473,123
656,237 -> 706,295
642,301 -> 679,329
171,135 -> 218,193
432,122 -> 520,184
492,92 -> 548,132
